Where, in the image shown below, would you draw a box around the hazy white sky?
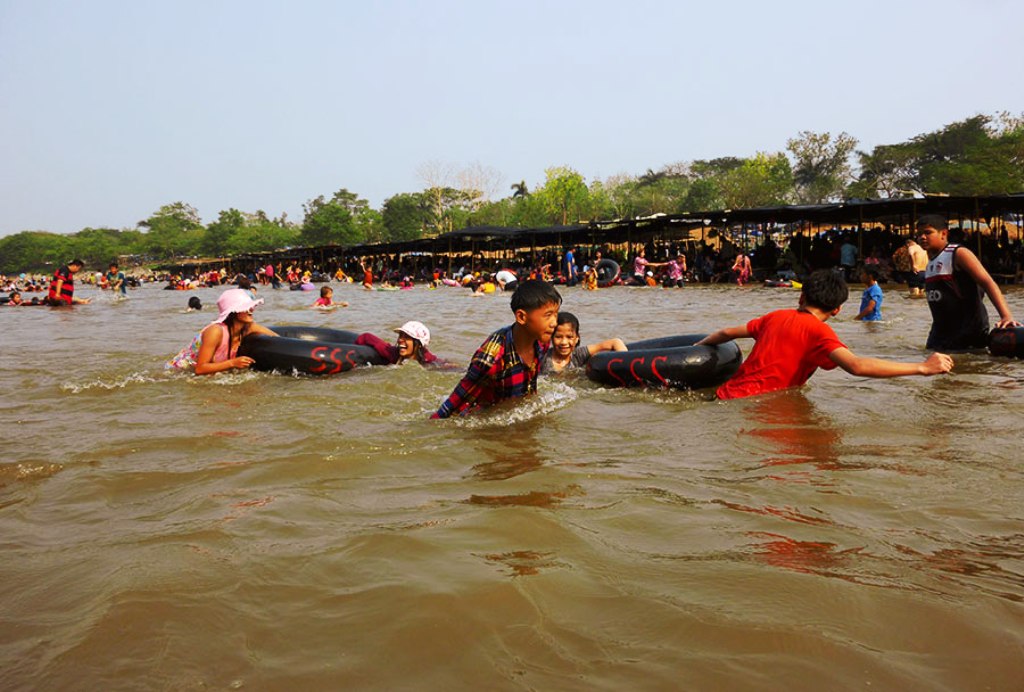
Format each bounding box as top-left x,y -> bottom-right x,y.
2,0 -> 1022,236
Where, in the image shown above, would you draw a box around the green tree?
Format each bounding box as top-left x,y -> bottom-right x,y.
681,178 -> 724,212
139,202 -> 203,259
508,192 -> 551,228
223,215 -> 300,255
850,114 -> 1024,198
637,167 -> 690,215
786,131 -> 858,204
585,179 -> 619,222
916,115 -> 1024,195
847,142 -> 920,199
419,186 -> 478,234
301,188 -> 368,246
467,198 -> 516,227
205,209 -> 300,255
203,209 -> 245,257
536,166 -> 589,225
355,208 -> 385,244
0,231 -> 73,273
595,174 -> 641,219
67,227 -> 145,267
381,192 -> 430,241
719,153 -> 793,208
678,158 -> 745,211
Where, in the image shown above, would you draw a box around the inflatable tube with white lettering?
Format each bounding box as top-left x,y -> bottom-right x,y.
586,334 -> 742,389
596,259 -> 621,287
988,327 -> 1024,359
238,325 -> 387,375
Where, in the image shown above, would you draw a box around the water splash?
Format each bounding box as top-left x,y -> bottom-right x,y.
60,371 -> 168,393
443,380 -> 578,428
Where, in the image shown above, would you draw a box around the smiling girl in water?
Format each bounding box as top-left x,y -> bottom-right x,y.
540,312 -> 627,374
354,320 -> 448,367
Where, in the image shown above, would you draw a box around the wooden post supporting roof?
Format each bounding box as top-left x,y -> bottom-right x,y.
858,206 -> 864,255
975,198 -> 982,255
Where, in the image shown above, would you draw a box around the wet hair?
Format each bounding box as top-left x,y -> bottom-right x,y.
188,296 -> 202,310
556,311 -> 580,337
69,259 -> 84,267
235,274 -> 253,290
320,286 -> 332,298
510,278 -> 562,313
801,269 -> 849,312
222,312 -> 253,342
916,214 -> 948,231
407,340 -> 426,364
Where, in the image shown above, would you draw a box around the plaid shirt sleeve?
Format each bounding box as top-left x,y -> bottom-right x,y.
432,330 -> 505,419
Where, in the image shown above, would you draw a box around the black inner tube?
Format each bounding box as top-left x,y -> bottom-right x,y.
586,334 -> 742,389
239,326 -> 386,374
596,259 -> 620,287
989,326 -> 1024,358
269,325 -> 361,343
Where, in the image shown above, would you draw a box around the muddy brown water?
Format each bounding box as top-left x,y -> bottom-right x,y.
1,281 -> 1022,690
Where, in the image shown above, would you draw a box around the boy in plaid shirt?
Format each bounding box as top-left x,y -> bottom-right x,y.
433,279 -> 561,418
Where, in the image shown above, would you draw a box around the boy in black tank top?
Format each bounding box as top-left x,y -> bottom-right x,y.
917,215 -> 1019,350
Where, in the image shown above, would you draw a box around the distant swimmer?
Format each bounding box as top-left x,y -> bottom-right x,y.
311,286 -> 348,309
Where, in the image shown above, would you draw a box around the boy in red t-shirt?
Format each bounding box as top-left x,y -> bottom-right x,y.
698,270 -> 953,400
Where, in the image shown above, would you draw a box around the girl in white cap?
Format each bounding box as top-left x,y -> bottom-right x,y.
168,288 -> 278,374
354,320 -> 446,367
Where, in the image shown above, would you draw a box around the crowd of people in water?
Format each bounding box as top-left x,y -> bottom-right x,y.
156,216 -> 1021,418
4,216 -> 1022,418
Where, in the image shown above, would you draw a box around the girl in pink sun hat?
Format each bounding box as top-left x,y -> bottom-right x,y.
168,288 -> 278,374
354,320 -> 450,368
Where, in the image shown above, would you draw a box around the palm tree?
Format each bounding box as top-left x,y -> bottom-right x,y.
638,168 -> 666,187
511,180 -> 529,199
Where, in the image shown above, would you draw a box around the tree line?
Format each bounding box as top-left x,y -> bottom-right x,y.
2,113 -> 1022,274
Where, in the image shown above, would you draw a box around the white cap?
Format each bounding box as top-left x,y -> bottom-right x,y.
394,320 -> 430,346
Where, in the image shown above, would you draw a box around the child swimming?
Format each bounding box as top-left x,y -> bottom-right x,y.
311,286 -> 348,308
540,312 -> 627,374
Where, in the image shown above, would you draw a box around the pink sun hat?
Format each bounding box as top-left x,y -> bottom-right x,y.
214,288 -> 264,323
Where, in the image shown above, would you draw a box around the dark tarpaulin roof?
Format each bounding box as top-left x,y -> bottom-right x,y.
664,194 -> 1024,226
158,194 -> 1024,272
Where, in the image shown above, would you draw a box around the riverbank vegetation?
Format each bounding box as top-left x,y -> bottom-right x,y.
3,114 -> 1022,274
